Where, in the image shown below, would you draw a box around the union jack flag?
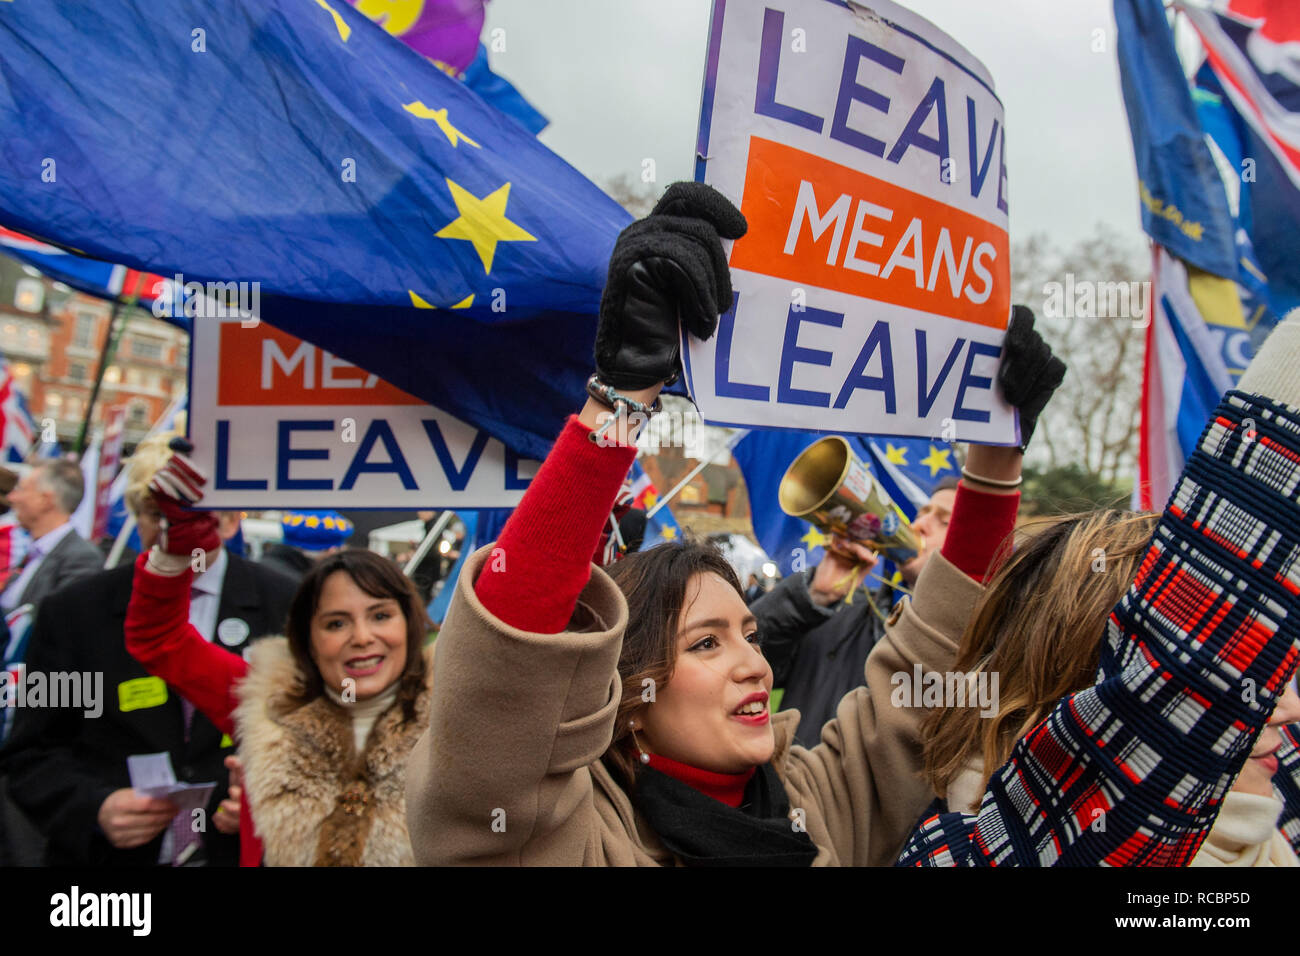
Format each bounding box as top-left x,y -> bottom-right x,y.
1183,1 -> 1300,189
0,358 -> 35,464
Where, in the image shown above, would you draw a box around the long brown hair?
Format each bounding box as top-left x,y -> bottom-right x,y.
602,537 -> 745,789
922,510 -> 1159,806
284,548 -> 430,721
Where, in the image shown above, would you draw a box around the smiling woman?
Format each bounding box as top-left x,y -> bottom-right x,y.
403,183 -> 1057,866
123,472 -> 435,866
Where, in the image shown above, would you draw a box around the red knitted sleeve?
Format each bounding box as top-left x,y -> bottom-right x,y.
124,553 -> 246,737
940,482 -> 1020,583
474,415 -> 638,633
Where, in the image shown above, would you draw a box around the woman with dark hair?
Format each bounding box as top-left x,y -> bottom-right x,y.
404,183 -> 1061,866
123,454 -> 433,865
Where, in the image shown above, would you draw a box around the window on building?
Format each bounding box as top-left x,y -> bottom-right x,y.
14,278 -> 44,313
44,393 -> 62,414
132,339 -> 164,361
125,368 -> 142,387
128,402 -> 149,428
68,362 -> 87,383
66,397 -> 83,420
73,313 -> 95,348
104,365 -> 121,385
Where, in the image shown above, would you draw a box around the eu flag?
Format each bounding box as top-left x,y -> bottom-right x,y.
0,0 -> 629,460
1114,0 -> 1238,278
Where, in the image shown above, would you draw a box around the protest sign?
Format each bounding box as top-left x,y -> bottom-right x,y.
685,0 -> 1017,443
189,318 -> 538,508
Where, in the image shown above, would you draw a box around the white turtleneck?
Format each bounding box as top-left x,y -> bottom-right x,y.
1190,791 -> 1299,867
324,682 -> 401,754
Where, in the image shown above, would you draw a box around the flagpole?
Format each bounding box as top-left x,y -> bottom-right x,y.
403,510 -> 455,578
645,429 -> 749,520
104,513 -> 137,569
77,273 -> 147,455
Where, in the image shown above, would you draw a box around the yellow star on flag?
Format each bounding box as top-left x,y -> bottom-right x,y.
409,290 -> 475,309
884,443 -> 908,466
660,526 -> 677,540
313,0 -> 351,42
801,525 -> 830,550
643,491 -> 658,509
435,180 -> 536,274
403,101 -> 481,149
920,444 -> 953,477
355,0 -> 423,35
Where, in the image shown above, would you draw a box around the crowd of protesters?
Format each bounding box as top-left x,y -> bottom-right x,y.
0,183 -> 1298,867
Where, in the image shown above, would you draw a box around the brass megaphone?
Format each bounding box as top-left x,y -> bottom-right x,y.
778,436 -> 923,565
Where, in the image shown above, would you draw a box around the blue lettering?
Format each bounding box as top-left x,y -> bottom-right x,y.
715,294 -> 770,402
829,36 -> 904,157
886,76 -> 949,175
754,7 -> 824,133
277,420 -> 333,490
341,420 -> 417,490
422,420 -> 490,492
504,447 -> 536,491
214,420 -> 267,490
997,127 -> 1009,214
952,341 -> 1001,423
966,97 -> 1000,201
833,320 -> 895,411
778,305 -> 842,408
915,330 -> 966,417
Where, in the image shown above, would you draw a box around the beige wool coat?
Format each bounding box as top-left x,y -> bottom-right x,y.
405,546 -> 979,866
234,638 -> 435,866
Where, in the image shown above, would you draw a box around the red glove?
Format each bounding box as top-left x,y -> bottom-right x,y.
148,452 -> 220,558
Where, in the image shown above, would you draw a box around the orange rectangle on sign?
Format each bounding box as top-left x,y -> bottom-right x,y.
217,322 -> 422,406
729,137 -> 1010,330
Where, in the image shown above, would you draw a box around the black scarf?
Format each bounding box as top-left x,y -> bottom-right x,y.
632,761 -> 819,867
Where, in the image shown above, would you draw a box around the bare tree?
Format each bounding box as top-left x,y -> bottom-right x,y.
1011,224 -> 1148,486
601,173 -> 657,218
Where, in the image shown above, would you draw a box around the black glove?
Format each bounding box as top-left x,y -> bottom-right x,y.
595,182 -> 747,390
998,305 -> 1066,451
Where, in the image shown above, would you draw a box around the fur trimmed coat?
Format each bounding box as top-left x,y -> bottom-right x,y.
234,638 -> 434,866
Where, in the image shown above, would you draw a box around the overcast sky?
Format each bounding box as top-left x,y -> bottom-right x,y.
483,0 -> 1145,253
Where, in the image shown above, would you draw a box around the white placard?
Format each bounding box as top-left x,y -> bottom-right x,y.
687,0 -> 1017,444
189,317 -> 537,508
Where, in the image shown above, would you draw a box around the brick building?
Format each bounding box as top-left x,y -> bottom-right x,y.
0,255 -> 188,451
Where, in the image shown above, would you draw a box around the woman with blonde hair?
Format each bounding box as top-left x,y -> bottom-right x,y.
899,308 -> 1300,866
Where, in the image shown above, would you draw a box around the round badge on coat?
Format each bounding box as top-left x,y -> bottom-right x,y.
217,618 -> 251,647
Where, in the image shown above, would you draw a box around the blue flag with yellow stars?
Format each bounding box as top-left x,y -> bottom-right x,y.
734,430 -> 957,576
0,0 -> 629,460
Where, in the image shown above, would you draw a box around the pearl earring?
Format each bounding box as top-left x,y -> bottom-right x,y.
629,719 -> 651,765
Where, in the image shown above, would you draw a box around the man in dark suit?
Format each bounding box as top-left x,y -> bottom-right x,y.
0,438 -> 297,865
0,460 -> 102,613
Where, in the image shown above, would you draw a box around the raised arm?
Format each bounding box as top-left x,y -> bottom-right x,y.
123,449 -> 245,737
405,183 -> 748,864
781,307 -> 1059,865
900,309 -> 1300,866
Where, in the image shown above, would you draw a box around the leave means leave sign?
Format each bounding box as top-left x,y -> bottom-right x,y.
685,0 -> 1018,445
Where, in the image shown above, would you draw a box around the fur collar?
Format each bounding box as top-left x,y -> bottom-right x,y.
233,637 -> 435,866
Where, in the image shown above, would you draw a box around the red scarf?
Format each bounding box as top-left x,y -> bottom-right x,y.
644,753 -> 756,808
